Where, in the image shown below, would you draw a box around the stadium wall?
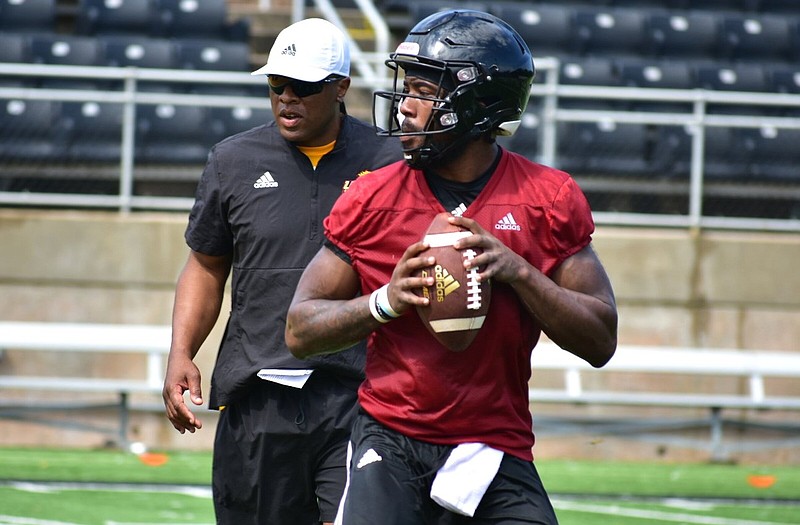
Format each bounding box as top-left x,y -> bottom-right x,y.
0,209 -> 798,460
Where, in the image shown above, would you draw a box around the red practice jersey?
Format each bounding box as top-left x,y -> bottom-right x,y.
324,149 -> 594,461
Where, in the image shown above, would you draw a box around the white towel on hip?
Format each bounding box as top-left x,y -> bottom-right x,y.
430,443 -> 504,517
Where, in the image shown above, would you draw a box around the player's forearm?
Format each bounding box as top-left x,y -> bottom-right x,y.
169,265 -> 226,360
511,264 -> 617,368
286,296 -> 380,358
171,294 -> 221,360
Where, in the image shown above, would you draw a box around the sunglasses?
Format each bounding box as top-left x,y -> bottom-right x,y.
267,75 -> 342,98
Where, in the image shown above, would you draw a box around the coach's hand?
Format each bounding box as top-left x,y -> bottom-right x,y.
162,354 -> 204,433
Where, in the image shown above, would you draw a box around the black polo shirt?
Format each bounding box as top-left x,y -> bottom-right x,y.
186,115 -> 402,408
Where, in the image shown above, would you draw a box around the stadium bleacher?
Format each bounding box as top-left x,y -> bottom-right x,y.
0,0 -> 258,195
0,0 -> 798,222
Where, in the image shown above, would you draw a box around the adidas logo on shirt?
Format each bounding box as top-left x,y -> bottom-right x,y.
281,44 -> 296,56
451,203 -> 467,217
254,172 -> 278,189
495,212 -> 521,231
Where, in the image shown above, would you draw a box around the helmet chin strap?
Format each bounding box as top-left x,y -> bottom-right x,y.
407,105 -> 496,169
406,124 -> 482,169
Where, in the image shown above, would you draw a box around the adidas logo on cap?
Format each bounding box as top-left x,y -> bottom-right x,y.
254,172 -> 279,189
281,44 -> 296,56
495,212 -> 521,231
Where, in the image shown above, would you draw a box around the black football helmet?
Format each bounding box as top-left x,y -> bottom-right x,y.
373,9 -> 535,168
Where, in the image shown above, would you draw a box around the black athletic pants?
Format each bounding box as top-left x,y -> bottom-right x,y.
212,373 -> 360,524
337,411 -> 559,524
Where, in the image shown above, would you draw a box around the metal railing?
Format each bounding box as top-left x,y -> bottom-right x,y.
1,58 -> 799,232
531,57 -> 800,232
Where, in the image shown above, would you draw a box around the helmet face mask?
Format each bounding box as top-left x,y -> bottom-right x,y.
373,9 -> 535,168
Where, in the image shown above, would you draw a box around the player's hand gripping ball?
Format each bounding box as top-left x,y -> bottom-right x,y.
414,213 -> 491,352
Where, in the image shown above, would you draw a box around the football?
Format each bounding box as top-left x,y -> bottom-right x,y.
414,213 -> 491,352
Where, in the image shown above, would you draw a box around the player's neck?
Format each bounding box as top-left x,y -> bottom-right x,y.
433,142 -> 499,183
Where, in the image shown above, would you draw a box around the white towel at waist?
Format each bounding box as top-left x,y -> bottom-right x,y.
430,443 -> 504,517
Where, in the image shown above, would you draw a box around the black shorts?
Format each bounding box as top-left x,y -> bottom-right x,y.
337,411 -> 558,525
212,373 -> 360,525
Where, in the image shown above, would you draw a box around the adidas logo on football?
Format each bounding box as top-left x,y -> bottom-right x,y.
495,212 -> 521,231
281,44 -> 296,56
254,172 -> 278,189
420,265 -> 461,303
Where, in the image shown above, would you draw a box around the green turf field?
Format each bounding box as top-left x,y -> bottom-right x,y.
1,447 -> 798,524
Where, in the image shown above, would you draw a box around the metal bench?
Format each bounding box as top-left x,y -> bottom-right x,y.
529,343 -> 800,461
0,321 -> 171,447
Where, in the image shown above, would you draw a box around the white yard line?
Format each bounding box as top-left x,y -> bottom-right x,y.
0,516 -> 84,525
2,481 -> 211,499
553,499 -> 794,525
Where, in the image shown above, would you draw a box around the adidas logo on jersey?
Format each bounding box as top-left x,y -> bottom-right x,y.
495,212 -> 521,231
254,172 -> 278,189
451,203 -> 467,217
281,44 -> 296,56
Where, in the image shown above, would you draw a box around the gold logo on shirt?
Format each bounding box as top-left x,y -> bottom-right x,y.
342,171 -> 372,193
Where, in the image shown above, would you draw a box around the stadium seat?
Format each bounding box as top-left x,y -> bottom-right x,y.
175,39 -> 251,72
207,105 -> 272,142
791,19 -> 800,61
650,125 -> 752,182
557,121 -> 650,177
75,0 -> 155,36
572,7 -> 646,57
558,58 -> 621,109
0,43 -> 29,89
0,33 -> 29,64
0,99 -> 63,160
100,36 -> 174,69
645,11 -> 719,59
696,63 -> 771,115
409,0 -> 491,28
30,34 -> 104,89
31,34 -> 101,66
719,14 -> 793,61
617,59 -> 694,111
741,126 -> 800,182
100,36 -> 176,91
650,125 -> 692,179
0,0 -> 55,32
764,63 -> 800,116
153,0 -> 247,40
695,63 -> 767,93
136,103 -> 211,163
59,101 -> 125,162
766,64 -> 800,94
703,126 -> 749,180
489,3 -> 573,58
560,58 -> 620,87
758,0 -> 800,12
305,0 -> 358,7
618,59 -> 693,89
676,0 -> 753,8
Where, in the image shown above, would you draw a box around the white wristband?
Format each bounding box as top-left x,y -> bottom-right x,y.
369,284 -> 400,324
375,284 -> 401,319
369,288 -> 391,323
